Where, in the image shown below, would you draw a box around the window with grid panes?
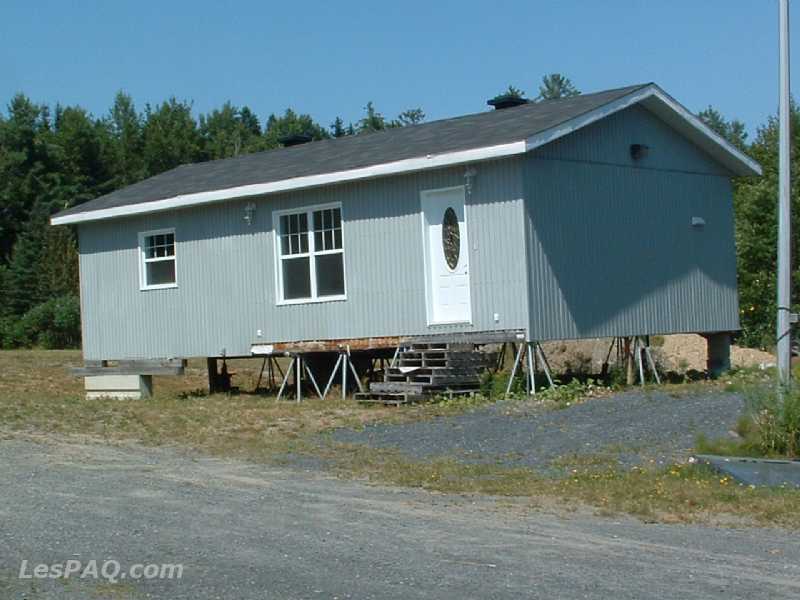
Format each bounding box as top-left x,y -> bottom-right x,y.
276,205 -> 345,302
139,229 -> 177,289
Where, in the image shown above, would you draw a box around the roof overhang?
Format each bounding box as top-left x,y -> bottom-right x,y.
50,141 -> 527,225
524,84 -> 762,179
52,84 -> 761,226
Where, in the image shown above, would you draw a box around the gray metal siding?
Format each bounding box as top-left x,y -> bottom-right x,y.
78,159 -> 528,360
523,105 -> 740,340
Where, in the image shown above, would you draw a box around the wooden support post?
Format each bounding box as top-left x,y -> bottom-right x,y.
207,358 -> 218,394
253,356 -> 268,393
624,337 -> 635,385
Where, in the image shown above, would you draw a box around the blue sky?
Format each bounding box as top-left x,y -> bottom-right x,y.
1,1 -> 795,138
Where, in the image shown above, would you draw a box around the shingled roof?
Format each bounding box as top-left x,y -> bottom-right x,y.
52,83 -> 761,225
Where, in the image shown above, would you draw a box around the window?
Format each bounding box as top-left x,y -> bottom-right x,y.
139,229 -> 177,290
275,205 -> 345,303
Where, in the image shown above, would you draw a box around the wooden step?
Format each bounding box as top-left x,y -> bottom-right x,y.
355,392 -> 422,406
370,381 -> 425,394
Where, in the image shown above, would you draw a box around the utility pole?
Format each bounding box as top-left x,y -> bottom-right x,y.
777,0 -> 793,384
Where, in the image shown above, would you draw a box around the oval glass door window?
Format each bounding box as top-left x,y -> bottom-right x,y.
441,207 -> 460,270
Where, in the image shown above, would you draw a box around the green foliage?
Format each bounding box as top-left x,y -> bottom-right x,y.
357,102 -> 426,133
697,381 -> 800,458
698,106 -> 748,151
745,385 -> 800,457
729,102 -> 800,347
142,98 -> 202,174
199,102 -> 263,160
538,378 -> 607,407
393,108 -> 426,127
330,116 -> 351,138
106,91 -> 145,186
489,85 -> 526,104
1,294 -> 81,349
536,74 -> 580,101
263,108 -> 330,148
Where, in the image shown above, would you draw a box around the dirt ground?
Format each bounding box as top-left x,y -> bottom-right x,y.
2,437 -> 799,600
540,334 -> 775,375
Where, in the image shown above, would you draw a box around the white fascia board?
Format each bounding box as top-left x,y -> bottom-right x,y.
525,84 -> 762,178
50,141 -> 527,225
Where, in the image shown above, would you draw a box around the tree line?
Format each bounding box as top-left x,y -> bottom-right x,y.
0,73 -> 789,349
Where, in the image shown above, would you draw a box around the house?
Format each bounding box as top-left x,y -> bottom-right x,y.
52,83 -> 761,398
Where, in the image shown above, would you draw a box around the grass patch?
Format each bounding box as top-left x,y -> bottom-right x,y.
320,443 -> 800,528
4,349 -> 799,529
0,350 -> 461,460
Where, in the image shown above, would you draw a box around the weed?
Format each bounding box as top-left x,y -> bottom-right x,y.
745,385 -> 800,457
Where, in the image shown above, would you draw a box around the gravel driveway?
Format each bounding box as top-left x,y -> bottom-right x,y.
1,437 -> 798,600
332,390 -> 745,471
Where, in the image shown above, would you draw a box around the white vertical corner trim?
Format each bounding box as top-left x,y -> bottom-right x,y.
50,142 -> 528,225
524,84 -> 762,177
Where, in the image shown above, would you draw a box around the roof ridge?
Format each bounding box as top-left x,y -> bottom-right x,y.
172,83 -> 652,172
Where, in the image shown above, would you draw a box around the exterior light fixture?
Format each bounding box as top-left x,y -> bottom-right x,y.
464,167 -> 477,195
243,202 -> 256,225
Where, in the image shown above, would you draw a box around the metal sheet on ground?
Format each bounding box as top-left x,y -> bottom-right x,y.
693,454 -> 800,488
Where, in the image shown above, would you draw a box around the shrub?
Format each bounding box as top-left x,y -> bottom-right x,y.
0,295 -> 81,349
745,385 -> 800,457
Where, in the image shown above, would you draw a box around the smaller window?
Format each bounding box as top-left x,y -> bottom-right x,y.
139,229 -> 177,290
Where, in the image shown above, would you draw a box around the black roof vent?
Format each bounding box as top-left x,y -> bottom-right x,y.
279,133 -> 313,147
487,94 -> 529,110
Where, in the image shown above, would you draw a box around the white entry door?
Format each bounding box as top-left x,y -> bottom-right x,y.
421,186 -> 472,324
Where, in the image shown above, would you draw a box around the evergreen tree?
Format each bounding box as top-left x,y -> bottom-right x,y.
330,116 -> 348,138
0,94 -> 56,261
107,91 -> 145,186
698,106 -> 748,151
4,205 -> 49,315
51,105 -> 115,209
490,85 -> 526,103
142,98 -> 202,175
731,102 -> 800,347
358,101 -> 387,133
537,74 -> 580,101
200,101 -> 263,159
262,109 -> 329,148
38,225 -> 79,299
391,108 -> 426,127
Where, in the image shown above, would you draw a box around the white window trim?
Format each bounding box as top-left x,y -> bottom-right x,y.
138,228 -> 178,291
272,202 -> 347,305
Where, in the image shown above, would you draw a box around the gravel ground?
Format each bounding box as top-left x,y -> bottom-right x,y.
2,438 -> 799,600
332,390 -> 745,471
